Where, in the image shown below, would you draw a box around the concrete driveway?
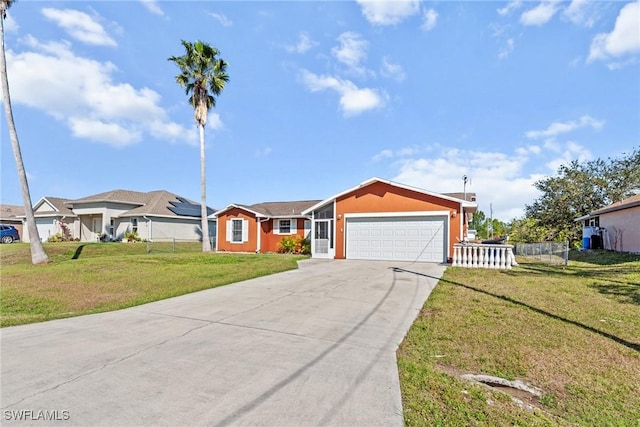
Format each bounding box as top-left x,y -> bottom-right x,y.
1,259 -> 445,427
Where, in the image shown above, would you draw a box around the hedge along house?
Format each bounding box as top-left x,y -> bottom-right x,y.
301,178 -> 477,263
216,200 -> 321,253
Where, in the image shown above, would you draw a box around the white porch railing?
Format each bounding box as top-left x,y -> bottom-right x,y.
452,244 -> 518,269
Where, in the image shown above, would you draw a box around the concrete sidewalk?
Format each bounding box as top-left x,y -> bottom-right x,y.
1,260 -> 445,426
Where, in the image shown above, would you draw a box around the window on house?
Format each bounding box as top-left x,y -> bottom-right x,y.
279,219 -> 291,234
232,219 -> 243,243
131,218 -> 138,233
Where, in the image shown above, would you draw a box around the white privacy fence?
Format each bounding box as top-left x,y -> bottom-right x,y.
452,244 -> 518,269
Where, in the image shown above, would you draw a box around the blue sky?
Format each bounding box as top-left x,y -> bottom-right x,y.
1,1 -> 638,221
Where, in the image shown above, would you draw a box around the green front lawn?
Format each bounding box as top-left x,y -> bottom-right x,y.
0,242 -> 304,327
398,250 -> 640,426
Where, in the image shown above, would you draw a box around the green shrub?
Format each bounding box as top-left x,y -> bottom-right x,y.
278,235 -> 311,254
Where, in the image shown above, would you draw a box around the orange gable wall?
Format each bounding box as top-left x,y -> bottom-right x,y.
217,208 -> 258,252
260,218 -> 308,253
334,181 -> 462,259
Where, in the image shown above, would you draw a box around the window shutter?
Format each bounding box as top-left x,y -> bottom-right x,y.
242,219 -> 249,242
290,219 -> 297,234
274,219 -> 280,235
226,220 -> 232,242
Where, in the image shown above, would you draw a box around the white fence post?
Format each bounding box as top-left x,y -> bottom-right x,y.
453,243 -> 517,269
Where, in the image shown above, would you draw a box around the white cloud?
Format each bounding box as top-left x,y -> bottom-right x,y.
497,1 -> 523,16
69,117 -> 141,147
372,149 -> 394,162
520,1 -> 560,26
355,0 -> 421,26
389,146 -> 543,221
139,0 -> 164,16
285,32 -> 317,54
525,115 -> 604,139
300,69 -> 386,117
41,8 -> 117,47
562,0 -> 596,27
255,146 -> 272,157
544,141 -> 592,171
207,112 -> 224,130
588,1 -> 640,64
5,36 -> 194,147
4,13 -> 19,33
498,38 -> 515,59
209,12 -> 233,27
380,57 -> 406,82
421,8 -> 438,31
332,32 -> 369,75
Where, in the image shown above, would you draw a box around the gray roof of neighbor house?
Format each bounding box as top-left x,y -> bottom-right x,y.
66,190 -> 215,218
442,192 -> 477,202
39,197 -> 76,216
0,204 -> 25,222
591,194 -> 640,215
218,200 -> 322,218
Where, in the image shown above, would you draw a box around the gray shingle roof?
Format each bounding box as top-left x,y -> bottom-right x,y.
0,204 -> 24,221
66,190 -> 215,218
592,194 -> 640,215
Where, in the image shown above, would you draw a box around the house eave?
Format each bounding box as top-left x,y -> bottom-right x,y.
302,177 -> 477,215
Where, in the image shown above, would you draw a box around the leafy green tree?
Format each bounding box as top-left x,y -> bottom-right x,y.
169,40 -> 228,252
1,1 -> 50,264
525,148 -> 639,244
469,210 -> 508,240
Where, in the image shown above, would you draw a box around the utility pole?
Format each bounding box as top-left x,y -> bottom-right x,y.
489,203 -> 494,239
462,175 -> 468,200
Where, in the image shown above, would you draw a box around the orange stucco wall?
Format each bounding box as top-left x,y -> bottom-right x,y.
217,208 -> 258,252
260,218 -> 308,253
218,209 -> 309,253
334,181 -> 462,259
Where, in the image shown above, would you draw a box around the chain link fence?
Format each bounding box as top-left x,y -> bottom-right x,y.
513,242 -> 569,266
145,237 -> 216,254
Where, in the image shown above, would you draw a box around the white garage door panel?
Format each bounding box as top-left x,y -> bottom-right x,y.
346,217 -> 446,262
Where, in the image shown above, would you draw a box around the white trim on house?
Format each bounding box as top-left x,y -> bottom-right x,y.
274,218 -> 297,235
343,210 -> 449,219
227,218 -> 249,243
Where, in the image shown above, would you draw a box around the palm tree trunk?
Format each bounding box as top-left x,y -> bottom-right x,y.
199,123 -> 212,252
0,14 -> 50,264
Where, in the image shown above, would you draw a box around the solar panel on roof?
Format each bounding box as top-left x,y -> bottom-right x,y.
169,197 -> 214,217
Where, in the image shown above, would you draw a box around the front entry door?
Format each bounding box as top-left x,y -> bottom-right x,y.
314,220 -> 334,258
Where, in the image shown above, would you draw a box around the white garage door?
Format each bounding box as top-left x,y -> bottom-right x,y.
346,216 -> 446,262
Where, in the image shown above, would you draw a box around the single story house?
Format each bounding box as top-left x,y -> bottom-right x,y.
217,177 -> 477,263
0,204 -> 25,237
22,190 -> 216,243
216,200 -> 321,253
575,194 -> 640,254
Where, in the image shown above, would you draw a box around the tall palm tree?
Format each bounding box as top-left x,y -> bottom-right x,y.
169,40 -> 228,252
1,1 -> 49,264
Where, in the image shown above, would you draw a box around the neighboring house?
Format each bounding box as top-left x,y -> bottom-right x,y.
27,197 -> 77,242
576,194 -> 640,254
22,190 -> 216,243
217,177 -> 477,263
216,200 -> 321,253
0,204 -> 25,237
